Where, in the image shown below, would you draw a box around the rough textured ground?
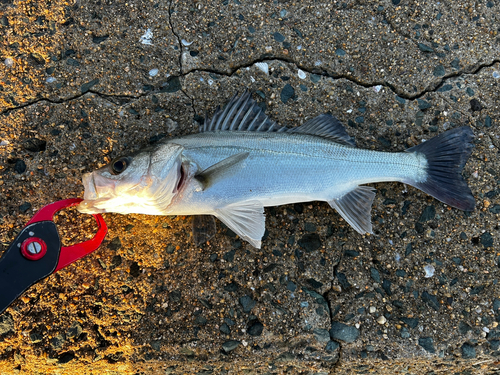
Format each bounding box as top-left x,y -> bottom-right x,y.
1,0 -> 499,374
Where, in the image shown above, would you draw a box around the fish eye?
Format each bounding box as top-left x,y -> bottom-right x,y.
110,157 -> 130,175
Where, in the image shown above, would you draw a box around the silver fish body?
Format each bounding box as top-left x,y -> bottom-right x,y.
78,91 -> 475,248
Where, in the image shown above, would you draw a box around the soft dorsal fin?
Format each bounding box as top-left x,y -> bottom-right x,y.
328,186 -> 376,234
201,90 -> 287,133
288,114 -> 356,147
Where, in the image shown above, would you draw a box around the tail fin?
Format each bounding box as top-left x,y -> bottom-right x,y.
406,127 -> 475,211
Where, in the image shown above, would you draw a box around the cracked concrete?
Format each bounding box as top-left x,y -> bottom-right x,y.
1,0 -> 499,374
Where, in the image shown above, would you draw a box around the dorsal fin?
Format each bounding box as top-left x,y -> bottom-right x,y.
201,90 -> 286,133
287,114 -> 356,147
201,91 -> 356,147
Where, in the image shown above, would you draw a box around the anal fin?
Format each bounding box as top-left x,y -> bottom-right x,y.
328,186 -> 376,234
214,201 -> 265,248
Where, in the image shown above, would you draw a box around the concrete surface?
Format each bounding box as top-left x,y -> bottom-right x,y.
1,0 -> 499,373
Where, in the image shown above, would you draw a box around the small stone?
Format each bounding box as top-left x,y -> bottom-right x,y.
19,202 -> 32,213
160,76 -> 181,93
417,99 -> 432,110
50,333 -> 66,351
329,321 -> 359,343
66,322 -> 82,339
424,264 -> 435,278
480,232 -> 493,248
107,237 -> 122,251
422,291 -> 439,311
377,316 -> 387,324
433,65 -> 445,77
149,68 -> 159,77
313,328 -> 330,343
370,268 -> 380,283
247,319 -> 263,336
286,281 -> 296,292
297,233 -> 321,252
470,99 -> 483,112
325,340 -> 339,352
222,340 -> 240,352
80,78 -> 99,93
401,327 -> 410,338
335,48 -> 346,56
239,295 -> 256,313
169,290 -> 182,303
369,306 -> 376,314
417,43 -> 434,53
461,342 -> 476,358
220,323 -> 231,335
418,337 -> 435,353
273,32 -> 285,43
0,314 -> 14,335
29,332 -> 43,343
418,205 -> 435,222
23,138 -> 46,152
280,84 -> 295,104
402,317 -> 419,329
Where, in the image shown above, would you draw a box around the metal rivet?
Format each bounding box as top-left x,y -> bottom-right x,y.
28,231 -> 35,236
26,241 -> 42,254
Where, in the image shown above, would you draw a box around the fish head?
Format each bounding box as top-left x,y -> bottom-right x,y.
78,143 -> 185,215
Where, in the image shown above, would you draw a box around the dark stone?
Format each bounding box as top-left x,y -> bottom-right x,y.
0,314 -> 14,335
370,267 -> 381,283
437,84 -> 452,92
401,317 -> 418,329
417,43 -> 433,52
194,315 -> 207,325
418,337 -> 435,353
23,138 -> 46,152
58,352 -> 75,364
50,333 -> 66,351
382,279 -> 392,296
461,342 -> 476,358
480,232 -> 493,248
110,255 -> 122,269
304,222 -> 316,232
336,272 -> 351,289
405,243 -> 413,256
470,285 -> 485,295
273,32 -> 285,43
306,278 -> 323,290
224,282 -> 238,292
19,202 -> 31,213
313,328 -> 330,343
169,290 -> 182,303
66,322 -> 82,339
297,233 -> 321,252
223,249 -> 236,262
30,52 -> 45,65
417,99 -> 432,110
222,340 -> 240,352
422,291 -> 440,311
325,340 -> 340,352
286,281 -> 296,292
459,321 -> 472,335
239,295 -> 256,313
433,65 -> 445,77
107,237 -> 122,251
335,48 -> 346,56
470,99 -> 483,112
247,319 -> 264,336
419,205 -> 435,222
160,76 -> 181,93
92,35 -> 109,44
220,323 -> 231,334
129,262 -> 140,278
30,332 -> 43,343
280,84 -> 295,104
81,78 -> 99,93
329,321 -> 359,343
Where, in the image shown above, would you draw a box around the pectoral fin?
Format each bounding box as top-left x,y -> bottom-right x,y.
328,186 -> 376,234
214,201 -> 265,248
195,152 -> 250,190
192,215 -> 217,246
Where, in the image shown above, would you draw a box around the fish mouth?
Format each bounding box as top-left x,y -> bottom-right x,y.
77,172 -> 106,214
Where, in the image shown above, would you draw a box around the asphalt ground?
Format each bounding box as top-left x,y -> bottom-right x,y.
0,0 -> 499,373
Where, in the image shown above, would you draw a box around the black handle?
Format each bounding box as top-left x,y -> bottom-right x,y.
0,221 -> 61,315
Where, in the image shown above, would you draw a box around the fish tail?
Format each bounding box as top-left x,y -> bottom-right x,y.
405,126 -> 475,211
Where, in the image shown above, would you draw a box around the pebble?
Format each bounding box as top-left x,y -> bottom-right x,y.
67,322 -> 83,339
424,265 -> 435,278
418,337 -> 435,353
222,340 -> 240,353
50,333 -> 66,350
313,328 -> 330,343
247,319 -> 263,336
23,138 -> 46,152
329,321 -> 359,343
369,306 -> 376,314
325,340 -> 339,352
417,43 -> 433,53
433,65 -> 445,77
280,84 -> 295,104
377,316 -> 387,325
0,314 -> 14,335
239,295 -> 256,313
4,57 -> 14,67
273,32 -> 285,43
220,323 -> 231,334
14,159 -> 26,174
493,71 -> 499,79
149,68 -> 159,77
140,29 -> 153,45
254,62 -> 269,75
461,342 -> 476,358
480,232 -> 493,248
297,69 -> 306,79
297,233 -> 321,252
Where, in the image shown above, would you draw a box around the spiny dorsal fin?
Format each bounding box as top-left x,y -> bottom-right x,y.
201,90 -> 286,133
287,114 -> 356,147
328,186 -> 376,234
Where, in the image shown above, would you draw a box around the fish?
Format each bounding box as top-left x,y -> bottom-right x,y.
77,91 -> 475,248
